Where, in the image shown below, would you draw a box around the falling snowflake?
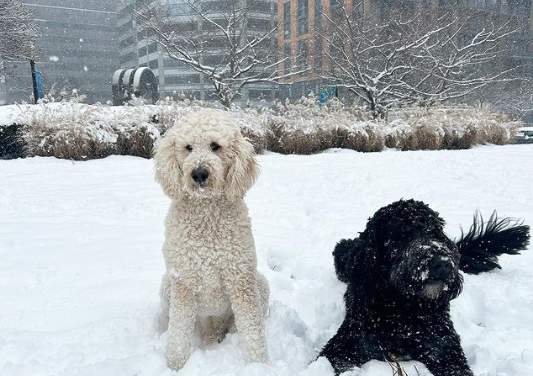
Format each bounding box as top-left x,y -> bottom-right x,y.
49,56 -> 59,62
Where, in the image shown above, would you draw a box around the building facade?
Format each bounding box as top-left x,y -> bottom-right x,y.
117,0 -> 279,105
278,0 -> 533,101
0,0 -> 119,104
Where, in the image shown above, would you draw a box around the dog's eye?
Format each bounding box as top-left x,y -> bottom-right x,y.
185,145 -> 193,151
211,142 -> 221,151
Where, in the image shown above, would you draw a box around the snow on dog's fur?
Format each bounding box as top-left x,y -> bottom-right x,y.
154,110 -> 269,371
319,199 -> 529,376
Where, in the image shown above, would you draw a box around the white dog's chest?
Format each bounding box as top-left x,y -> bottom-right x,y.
163,202 -> 255,316
182,259 -> 231,316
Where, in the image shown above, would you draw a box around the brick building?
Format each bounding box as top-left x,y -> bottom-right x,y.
278,0 -> 533,101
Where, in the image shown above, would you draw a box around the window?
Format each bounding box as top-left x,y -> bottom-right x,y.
297,0 -> 308,35
247,18 -> 272,31
118,5 -> 133,20
330,32 -> 343,64
148,43 -> 158,54
168,4 -> 193,16
201,1 -> 226,12
137,28 -> 156,41
487,0 -> 502,11
139,43 -> 157,58
330,0 -> 343,22
249,89 -> 269,99
202,19 -> 228,31
315,0 -> 322,29
283,2 -> 291,39
458,33 -> 470,48
352,0 -> 364,16
165,75 -> 201,85
119,20 -> 133,35
297,40 -> 308,69
379,0 -> 391,21
119,36 -> 134,49
314,37 -> 322,71
120,51 -> 136,64
284,44 -> 291,75
148,59 -> 158,70
508,0 -> 531,14
203,37 -> 227,48
251,1 -> 272,13
203,54 -> 226,67
164,58 -> 190,68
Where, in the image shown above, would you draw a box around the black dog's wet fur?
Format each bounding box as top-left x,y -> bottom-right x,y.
320,199 -> 530,376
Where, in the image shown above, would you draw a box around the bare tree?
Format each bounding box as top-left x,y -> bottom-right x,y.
317,3 -> 518,118
133,0 -> 306,107
490,81 -> 533,121
0,0 -> 38,66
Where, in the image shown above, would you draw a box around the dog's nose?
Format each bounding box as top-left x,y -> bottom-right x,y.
191,167 -> 209,184
429,257 -> 454,280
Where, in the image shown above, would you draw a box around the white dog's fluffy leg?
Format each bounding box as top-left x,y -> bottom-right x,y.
166,278 -> 197,371
256,272 -> 270,317
156,272 -> 171,333
226,274 -> 269,364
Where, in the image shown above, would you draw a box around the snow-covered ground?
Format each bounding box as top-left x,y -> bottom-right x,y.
1,145 -> 532,376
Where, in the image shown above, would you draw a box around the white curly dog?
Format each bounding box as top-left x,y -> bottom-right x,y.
154,110 -> 269,371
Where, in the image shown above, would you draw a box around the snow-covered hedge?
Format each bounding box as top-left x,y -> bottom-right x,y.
0,97 -> 521,160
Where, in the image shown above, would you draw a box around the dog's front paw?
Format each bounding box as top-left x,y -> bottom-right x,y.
166,345 -> 190,371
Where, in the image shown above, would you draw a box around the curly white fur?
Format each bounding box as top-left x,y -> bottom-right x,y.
154,110 -> 269,371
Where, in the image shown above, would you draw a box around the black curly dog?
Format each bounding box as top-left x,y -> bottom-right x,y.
319,199 -> 530,376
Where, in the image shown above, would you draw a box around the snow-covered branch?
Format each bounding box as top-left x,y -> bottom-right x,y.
316,4 -> 521,118
0,0 -> 39,65
134,0 -> 300,107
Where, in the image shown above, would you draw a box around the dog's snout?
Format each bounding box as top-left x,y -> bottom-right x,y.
191,167 -> 209,184
429,257 -> 453,280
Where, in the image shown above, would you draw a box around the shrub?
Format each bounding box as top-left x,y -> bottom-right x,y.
385,106 -> 519,151
0,123 -> 26,159
21,102 -> 161,160
3,99 -> 520,160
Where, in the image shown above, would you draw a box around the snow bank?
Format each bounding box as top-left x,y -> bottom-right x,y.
0,98 -> 521,159
0,145 -> 533,376
0,145 -> 531,376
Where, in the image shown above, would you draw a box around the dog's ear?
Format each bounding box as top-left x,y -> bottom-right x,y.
334,215 -> 384,300
224,130 -> 259,200
355,213 -> 389,298
333,238 -> 360,283
154,128 -> 183,200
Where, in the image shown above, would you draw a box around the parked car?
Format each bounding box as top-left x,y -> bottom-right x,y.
515,127 -> 533,144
